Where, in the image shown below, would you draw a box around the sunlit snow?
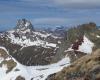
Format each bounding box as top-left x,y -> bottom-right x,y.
64,36 -> 94,54
7,30 -> 57,48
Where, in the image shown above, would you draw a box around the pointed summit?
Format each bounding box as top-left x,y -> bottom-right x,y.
15,19 -> 34,31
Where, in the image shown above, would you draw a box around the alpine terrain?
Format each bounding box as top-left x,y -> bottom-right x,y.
0,19 -> 100,80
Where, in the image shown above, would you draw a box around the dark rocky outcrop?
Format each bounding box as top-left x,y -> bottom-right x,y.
15,19 -> 34,31
0,48 -> 17,73
15,76 -> 25,80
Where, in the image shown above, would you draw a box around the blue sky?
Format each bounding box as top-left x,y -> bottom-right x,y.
0,0 -> 100,31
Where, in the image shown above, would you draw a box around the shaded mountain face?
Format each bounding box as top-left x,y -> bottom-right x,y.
15,19 -> 34,31
0,19 -> 64,66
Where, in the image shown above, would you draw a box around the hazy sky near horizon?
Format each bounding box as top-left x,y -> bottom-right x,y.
0,0 -> 100,31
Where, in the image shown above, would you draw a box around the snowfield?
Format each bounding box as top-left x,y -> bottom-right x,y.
78,36 -> 94,53
64,36 -> 94,54
0,47 -> 70,80
7,30 -> 57,48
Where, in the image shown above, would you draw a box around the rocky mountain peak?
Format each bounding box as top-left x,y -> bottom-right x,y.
15,19 -> 34,31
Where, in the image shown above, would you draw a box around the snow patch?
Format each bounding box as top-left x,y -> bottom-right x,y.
25,22 -> 30,27
78,36 -> 94,54
34,32 -> 51,38
96,35 -> 100,38
64,36 -> 94,54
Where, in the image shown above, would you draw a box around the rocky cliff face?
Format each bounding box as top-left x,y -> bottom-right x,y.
15,19 -> 34,31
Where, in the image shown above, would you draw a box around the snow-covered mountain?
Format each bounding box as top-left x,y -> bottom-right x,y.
0,19 -> 64,66
0,35 -> 97,80
3,19 -> 62,48
0,21 -> 100,80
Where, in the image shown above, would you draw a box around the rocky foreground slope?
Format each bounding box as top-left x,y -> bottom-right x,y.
47,49 -> 100,80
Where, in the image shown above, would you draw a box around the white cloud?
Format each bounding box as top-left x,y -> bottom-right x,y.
52,0 -> 100,8
53,0 -> 100,4
32,18 -> 71,25
20,0 -> 100,8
